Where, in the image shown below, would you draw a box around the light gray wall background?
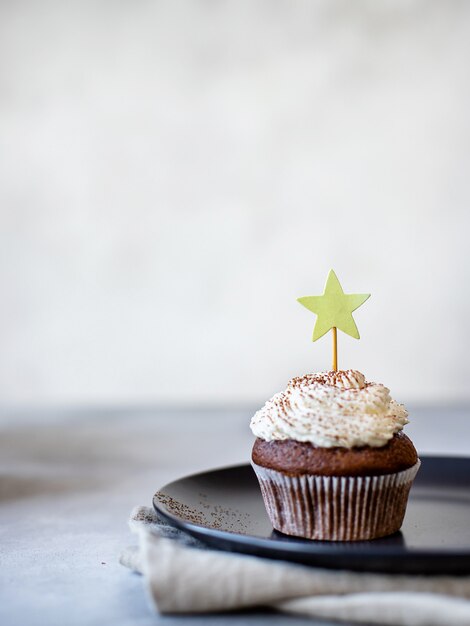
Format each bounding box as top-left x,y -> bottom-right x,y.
1,0 -> 469,407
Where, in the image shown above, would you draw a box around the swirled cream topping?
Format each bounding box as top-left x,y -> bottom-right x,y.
250,370 -> 408,448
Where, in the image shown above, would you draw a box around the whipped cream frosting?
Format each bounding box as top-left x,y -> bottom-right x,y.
250,370 -> 408,448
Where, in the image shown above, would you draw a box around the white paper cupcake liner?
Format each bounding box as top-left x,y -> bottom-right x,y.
252,460 -> 421,541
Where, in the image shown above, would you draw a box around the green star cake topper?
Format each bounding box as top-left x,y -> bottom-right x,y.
297,270 -> 370,370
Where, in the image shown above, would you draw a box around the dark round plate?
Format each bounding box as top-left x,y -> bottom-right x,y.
153,455 -> 470,574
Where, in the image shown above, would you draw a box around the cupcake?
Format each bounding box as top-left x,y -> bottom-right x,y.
250,369 -> 420,541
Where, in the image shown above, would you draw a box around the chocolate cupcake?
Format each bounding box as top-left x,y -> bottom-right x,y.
250,370 -> 420,541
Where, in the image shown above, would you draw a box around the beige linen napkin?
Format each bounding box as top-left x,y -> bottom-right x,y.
120,506 -> 470,625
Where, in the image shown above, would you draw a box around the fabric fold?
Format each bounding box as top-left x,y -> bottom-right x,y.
120,506 -> 470,625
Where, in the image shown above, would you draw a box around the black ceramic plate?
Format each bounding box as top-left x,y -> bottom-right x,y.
153,456 -> 470,574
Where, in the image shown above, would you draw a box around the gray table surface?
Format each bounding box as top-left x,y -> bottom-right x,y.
0,405 -> 468,626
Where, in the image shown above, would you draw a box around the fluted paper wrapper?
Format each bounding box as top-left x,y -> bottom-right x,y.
252,460 -> 421,541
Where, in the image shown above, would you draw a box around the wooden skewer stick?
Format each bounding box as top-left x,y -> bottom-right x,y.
332,327 -> 338,371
